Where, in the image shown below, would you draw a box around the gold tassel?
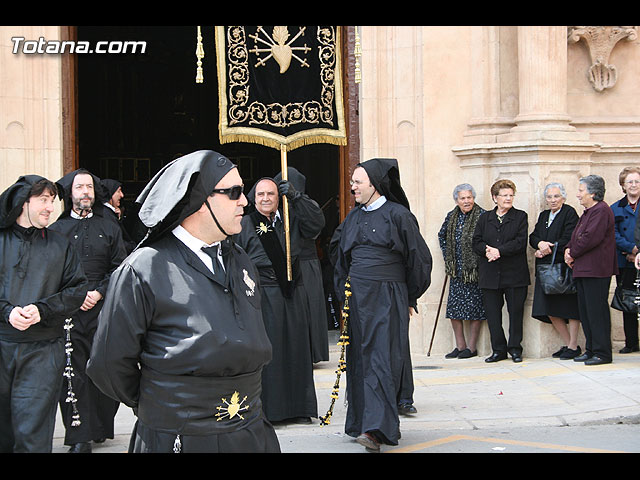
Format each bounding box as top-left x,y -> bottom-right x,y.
319,278 -> 351,426
196,26 -> 204,84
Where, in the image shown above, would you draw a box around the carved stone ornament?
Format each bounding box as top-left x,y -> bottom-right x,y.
568,26 -> 638,92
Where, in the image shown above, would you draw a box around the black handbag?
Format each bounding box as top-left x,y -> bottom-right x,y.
611,270 -> 640,313
536,242 -> 577,295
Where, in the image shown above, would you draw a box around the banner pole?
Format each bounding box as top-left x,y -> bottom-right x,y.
280,144 -> 292,281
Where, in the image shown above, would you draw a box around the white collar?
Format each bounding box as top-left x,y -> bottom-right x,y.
172,224 -> 224,272
362,195 -> 387,211
104,202 -> 117,213
70,209 -> 93,219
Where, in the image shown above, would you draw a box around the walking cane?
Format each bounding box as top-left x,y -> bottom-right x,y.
427,276 -> 448,356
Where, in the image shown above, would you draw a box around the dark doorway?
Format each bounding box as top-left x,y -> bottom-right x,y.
76,25 -> 341,226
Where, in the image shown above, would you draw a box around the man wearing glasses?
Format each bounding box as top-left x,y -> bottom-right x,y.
87,151 -> 281,453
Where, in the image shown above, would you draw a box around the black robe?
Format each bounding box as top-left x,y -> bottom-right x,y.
274,168 -> 330,363
236,191 -> 325,422
333,199 -> 432,445
299,237 -> 330,362
48,210 -> 127,445
86,234 -> 280,453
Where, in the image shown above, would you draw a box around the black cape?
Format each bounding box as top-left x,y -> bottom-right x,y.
236,176 -> 324,421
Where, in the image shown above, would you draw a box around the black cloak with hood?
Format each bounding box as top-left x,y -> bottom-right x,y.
48,169 -> 128,446
331,157 -> 432,447
100,178 -> 137,253
49,169 -> 127,300
0,175 -> 87,342
273,167 -> 330,362
87,150 -> 280,453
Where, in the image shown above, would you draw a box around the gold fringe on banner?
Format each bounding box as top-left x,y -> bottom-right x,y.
218,131 -> 347,152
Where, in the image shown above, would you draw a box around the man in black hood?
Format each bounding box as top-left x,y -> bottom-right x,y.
87,151 -> 280,453
0,175 -> 87,452
331,158 -> 432,452
100,178 -> 137,253
49,168 -> 127,453
273,167 -> 330,363
236,171 -> 325,424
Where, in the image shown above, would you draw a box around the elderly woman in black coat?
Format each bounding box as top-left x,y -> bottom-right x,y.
529,182 -> 581,359
472,179 -> 529,363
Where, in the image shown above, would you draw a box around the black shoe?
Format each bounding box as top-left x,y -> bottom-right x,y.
291,417 -> 312,424
93,438 -> 106,444
584,355 -> 611,366
552,346 -> 567,358
356,432 -> 380,452
68,442 -> 92,453
485,352 -> 507,363
573,352 -> 592,362
619,346 -> 640,354
445,348 -> 460,359
559,346 -> 581,360
510,352 -> 523,363
457,348 -> 477,359
398,403 -> 417,416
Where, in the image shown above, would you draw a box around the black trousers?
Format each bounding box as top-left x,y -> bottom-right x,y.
576,276 -> 612,361
0,337 -> 65,452
616,268 -> 639,349
481,286 -> 528,356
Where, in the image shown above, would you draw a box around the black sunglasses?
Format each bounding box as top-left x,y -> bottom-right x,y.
211,185 -> 244,200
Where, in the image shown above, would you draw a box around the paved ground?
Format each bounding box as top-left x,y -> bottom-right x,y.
52,332 -> 640,453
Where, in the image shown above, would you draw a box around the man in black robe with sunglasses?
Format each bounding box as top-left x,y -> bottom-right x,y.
236,174 -> 325,424
87,151 -> 280,453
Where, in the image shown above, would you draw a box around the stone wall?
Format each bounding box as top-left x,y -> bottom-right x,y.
0,25 -> 65,217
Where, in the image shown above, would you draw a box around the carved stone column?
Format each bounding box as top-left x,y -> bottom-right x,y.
505,26 -> 584,140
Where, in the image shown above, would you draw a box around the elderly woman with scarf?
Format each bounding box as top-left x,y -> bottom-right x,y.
438,184 -> 486,359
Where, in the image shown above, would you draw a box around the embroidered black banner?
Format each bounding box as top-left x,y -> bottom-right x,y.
215,26 -> 347,151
